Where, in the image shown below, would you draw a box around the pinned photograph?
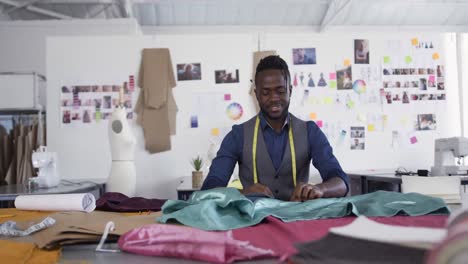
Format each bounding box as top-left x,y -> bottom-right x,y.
350,126 -> 365,138
103,85 -> 112,92
215,69 -> 239,84
103,96 -> 112,109
83,110 -> 92,123
71,112 -> 81,121
437,65 -> 445,78
336,66 -> 352,90
419,78 -> 427,90
92,85 -> 102,92
351,138 -> 365,150
61,86 -> 71,93
350,126 -> 365,150
437,79 -> 445,91
292,48 -> 316,65
402,91 -> 410,104
415,114 -> 436,131
385,92 -> 392,104
177,63 -> 202,81
354,39 -> 369,64
62,110 -> 71,124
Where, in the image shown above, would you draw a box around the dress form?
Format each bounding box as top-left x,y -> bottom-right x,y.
107,84 -> 136,196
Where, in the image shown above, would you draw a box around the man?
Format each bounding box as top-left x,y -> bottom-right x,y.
201,55 -> 348,201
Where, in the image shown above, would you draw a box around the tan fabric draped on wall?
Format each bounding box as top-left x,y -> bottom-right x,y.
135,48 -> 178,154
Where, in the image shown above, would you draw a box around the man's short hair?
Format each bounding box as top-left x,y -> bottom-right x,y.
255,55 -> 291,86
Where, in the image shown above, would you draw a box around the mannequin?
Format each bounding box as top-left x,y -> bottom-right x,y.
107,83 -> 137,196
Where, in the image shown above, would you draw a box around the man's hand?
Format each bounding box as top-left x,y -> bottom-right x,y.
241,183 -> 274,197
290,183 -> 324,202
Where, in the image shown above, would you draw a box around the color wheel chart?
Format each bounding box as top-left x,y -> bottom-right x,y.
226,102 -> 243,120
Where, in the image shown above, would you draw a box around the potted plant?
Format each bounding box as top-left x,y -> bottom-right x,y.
191,155 -> 204,188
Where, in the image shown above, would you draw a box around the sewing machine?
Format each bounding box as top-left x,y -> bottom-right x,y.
32,146 -> 60,188
431,137 -> 468,176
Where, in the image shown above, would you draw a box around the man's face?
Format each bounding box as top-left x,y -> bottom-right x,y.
255,69 -> 291,121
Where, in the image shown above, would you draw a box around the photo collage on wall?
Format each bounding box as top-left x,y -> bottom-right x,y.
176,62 -> 244,130
381,65 -> 445,104
60,78 -> 134,125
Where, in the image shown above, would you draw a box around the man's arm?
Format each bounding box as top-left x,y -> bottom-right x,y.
201,126 -> 242,190
307,121 -> 349,197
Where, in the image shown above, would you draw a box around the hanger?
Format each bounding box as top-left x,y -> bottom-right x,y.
95,221 -> 120,253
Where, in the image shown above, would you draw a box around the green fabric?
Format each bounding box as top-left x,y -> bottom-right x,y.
157,188 -> 450,231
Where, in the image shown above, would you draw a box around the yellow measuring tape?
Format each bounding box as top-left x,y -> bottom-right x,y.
252,115 -> 297,186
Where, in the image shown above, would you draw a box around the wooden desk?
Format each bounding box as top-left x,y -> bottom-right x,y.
0,181 -> 105,208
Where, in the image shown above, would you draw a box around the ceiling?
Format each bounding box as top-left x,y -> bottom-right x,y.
1,0 -> 468,31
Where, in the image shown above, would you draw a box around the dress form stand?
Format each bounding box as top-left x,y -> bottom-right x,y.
107,83 -> 137,196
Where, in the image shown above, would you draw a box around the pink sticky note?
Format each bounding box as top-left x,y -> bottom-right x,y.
429,75 -> 435,83
316,120 -> 323,128
224,94 -> 231,101
329,73 -> 337,80
410,136 -> 418,144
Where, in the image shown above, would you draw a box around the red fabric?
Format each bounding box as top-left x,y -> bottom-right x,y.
232,215 -> 448,260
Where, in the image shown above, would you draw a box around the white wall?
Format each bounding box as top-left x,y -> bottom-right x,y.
2,20 -> 463,199
46,31 -> 460,199
0,18 -> 140,75
47,34 -> 258,199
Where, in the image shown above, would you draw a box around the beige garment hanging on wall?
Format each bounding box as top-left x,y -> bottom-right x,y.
250,51 -> 277,112
135,48 -> 178,154
4,120 -> 40,185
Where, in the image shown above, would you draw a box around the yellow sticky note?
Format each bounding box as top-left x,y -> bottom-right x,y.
344,59 -> 351,66
324,97 -> 333,104
411,38 -> 418,46
432,53 -> 440,60
383,56 -> 391,64
329,80 -> 337,89
367,124 -> 375,131
309,112 -> 317,120
211,128 -> 220,136
405,56 -> 412,64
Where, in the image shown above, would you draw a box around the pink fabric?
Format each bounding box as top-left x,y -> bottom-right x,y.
118,224 -> 275,264
232,215 -> 448,260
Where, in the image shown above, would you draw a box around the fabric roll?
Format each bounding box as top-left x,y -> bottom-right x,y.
15,193 -> 96,213
250,50 -> 277,112
135,48 -> 178,153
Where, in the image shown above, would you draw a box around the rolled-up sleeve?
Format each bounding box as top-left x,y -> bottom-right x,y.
307,122 -> 349,192
201,125 -> 243,190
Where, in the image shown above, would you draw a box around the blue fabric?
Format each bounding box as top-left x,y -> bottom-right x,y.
157,188 -> 450,231
201,113 -> 348,190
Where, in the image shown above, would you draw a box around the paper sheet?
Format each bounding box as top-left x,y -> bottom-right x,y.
401,176 -> 461,204
15,193 -> 96,213
330,216 -> 446,245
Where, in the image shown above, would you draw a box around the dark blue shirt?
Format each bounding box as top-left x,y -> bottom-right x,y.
201,114 -> 349,192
